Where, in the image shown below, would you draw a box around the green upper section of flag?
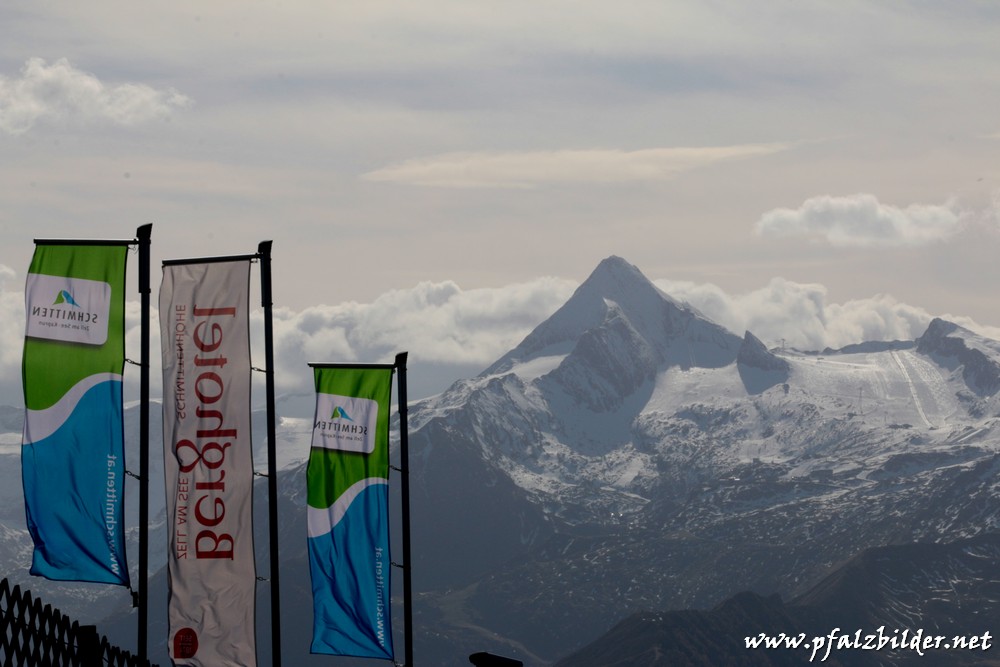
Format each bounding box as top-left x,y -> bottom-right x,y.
23,244 -> 127,410
308,366 -> 393,510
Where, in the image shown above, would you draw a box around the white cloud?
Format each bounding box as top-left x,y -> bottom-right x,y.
362,144 -> 791,189
0,57 -> 192,135
655,276 -> 1000,351
259,276 -> 578,397
755,193 -> 964,247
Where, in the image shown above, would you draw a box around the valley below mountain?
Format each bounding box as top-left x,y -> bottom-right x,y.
556,533 -> 1000,666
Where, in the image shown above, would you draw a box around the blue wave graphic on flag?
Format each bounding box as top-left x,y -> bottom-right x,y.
307,477 -> 387,538
308,483 -> 393,659
22,373 -> 122,445
21,379 -> 128,585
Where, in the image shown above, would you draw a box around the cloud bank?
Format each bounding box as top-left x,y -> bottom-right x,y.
655,276 -> 1000,351
363,144 -> 791,189
0,58 -> 192,135
258,277 -> 578,401
1,264 -> 998,408
755,193 -> 963,247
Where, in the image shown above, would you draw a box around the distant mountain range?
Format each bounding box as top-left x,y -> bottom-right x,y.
2,256 -> 1000,666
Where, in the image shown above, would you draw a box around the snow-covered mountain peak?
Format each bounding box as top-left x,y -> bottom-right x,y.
917,317 -> 1000,396
575,255 -> 684,312
737,330 -> 790,373
918,317 -> 1000,358
485,256 -> 740,377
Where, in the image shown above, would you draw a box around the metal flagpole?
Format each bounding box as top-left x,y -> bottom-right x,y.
258,241 -> 282,667
394,351 -> 413,666
136,223 -> 152,665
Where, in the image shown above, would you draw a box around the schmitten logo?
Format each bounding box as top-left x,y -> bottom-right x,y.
312,394 -> 378,453
25,274 -> 112,346
54,290 -> 81,307
331,406 -> 353,421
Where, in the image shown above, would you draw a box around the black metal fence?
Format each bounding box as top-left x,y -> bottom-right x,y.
0,578 -> 155,667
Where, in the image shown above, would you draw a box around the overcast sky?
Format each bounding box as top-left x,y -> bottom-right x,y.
1,1 -> 999,406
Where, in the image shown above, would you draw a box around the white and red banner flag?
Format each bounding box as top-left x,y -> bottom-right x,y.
160,258 -> 256,667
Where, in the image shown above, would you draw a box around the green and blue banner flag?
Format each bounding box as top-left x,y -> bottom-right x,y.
21,242 -> 130,585
308,365 -> 394,660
